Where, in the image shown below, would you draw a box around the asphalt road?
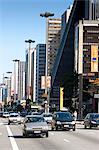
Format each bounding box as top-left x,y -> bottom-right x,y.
0,118 -> 99,150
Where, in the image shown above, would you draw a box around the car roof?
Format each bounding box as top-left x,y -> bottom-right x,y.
25,115 -> 43,118
43,113 -> 52,115
9,113 -> 19,115
3,112 -> 9,113
88,113 -> 99,115
54,111 -> 71,114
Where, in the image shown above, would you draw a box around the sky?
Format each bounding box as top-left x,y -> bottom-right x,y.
0,0 -> 73,83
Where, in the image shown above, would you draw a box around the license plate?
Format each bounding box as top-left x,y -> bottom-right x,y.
34,131 -> 41,133
64,125 -> 69,127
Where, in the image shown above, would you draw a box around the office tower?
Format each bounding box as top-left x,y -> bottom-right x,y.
74,19 -> 99,115
51,0 -> 99,114
18,61 -> 25,100
25,48 -> 33,100
61,5 -> 72,39
85,0 -> 99,20
46,18 -> 61,76
35,44 -> 46,103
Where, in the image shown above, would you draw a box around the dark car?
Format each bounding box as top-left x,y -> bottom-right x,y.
84,113 -> 99,129
51,111 -> 76,131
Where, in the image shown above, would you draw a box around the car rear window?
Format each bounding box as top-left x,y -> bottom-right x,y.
10,115 -> 19,117
91,114 -> 99,119
26,117 -> 45,123
43,114 -> 52,117
56,112 -> 73,121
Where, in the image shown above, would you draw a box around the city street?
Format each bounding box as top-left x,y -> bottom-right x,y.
0,118 -> 99,150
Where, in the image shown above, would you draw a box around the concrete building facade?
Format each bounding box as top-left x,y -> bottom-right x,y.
46,18 -> 61,76
50,0 -> 99,115
35,44 -> 46,103
74,20 -> 99,116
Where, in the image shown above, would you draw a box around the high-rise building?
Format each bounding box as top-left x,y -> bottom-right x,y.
31,48 -> 36,102
18,61 -> 25,100
50,0 -> 99,114
74,19 -> 99,115
61,5 -> 72,39
35,44 -> 46,103
46,18 -> 61,76
85,0 -> 99,20
25,48 -> 34,100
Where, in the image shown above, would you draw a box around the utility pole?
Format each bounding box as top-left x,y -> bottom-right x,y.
40,12 -> 54,113
25,39 -> 35,100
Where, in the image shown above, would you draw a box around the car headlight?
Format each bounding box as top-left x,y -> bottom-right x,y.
91,121 -> 96,124
42,126 -> 48,130
57,121 -> 61,124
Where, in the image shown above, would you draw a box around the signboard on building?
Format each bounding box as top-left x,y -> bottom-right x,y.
94,94 -> 99,98
41,76 -> 51,89
91,45 -> 98,72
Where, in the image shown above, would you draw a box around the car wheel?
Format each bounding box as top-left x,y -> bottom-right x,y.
46,132 -> 49,137
56,126 -> 58,131
23,131 -> 28,137
8,121 -> 10,125
73,127 -> 75,131
84,124 -> 87,129
89,124 -> 92,129
51,126 -> 54,131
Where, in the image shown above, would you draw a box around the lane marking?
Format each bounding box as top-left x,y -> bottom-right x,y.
50,132 -> 54,135
64,139 -> 70,143
6,125 -> 19,150
0,122 -> 3,125
0,132 -> 2,135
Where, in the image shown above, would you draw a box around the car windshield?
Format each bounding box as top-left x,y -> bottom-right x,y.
4,112 -> 9,114
10,114 -> 19,117
26,117 -> 45,123
43,114 -> 52,117
56,112 -> 73,121
91,114 -> 99,119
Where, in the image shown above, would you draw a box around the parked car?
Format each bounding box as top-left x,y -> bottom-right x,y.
84,113 -> 99,129
42,113 -> 52,124
3,112 -> 9,118
8,113 -> 22,125
51,111 -> 76,131
22,115 -> 49,137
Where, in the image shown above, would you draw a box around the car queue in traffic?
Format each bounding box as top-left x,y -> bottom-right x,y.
0,109 -> 99,138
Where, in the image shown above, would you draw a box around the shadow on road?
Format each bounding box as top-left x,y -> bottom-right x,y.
8,135 -> 46,139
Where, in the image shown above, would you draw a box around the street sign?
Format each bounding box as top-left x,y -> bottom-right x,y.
41,76 -> 51,89
94,94 -> 99,98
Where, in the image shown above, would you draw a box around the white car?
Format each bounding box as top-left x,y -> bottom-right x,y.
3,112 -> 9,118
8,113 -> 22,125
42,113 -> 52,124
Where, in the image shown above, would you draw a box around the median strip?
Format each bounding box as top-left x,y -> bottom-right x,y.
6,125 -> 19,150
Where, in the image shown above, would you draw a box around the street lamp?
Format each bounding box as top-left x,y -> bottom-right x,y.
25,39 -> 35,100
13,59 -> 19,102
40,12 -> 54,113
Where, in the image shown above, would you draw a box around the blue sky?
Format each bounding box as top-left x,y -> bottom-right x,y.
0,0 -> 73,82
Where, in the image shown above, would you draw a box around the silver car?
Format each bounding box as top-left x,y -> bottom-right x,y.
22,115 -> 49,137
